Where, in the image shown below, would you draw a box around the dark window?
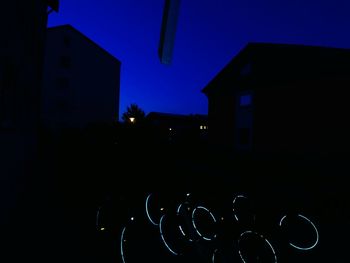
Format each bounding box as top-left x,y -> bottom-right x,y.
56,77 -> 70,89
240,94 -> 252,106
60,56 -> 71,69
240,63 -> 252,76
239,128 -> 250,145
56,100 -> 69,111
63,36 -> 71,47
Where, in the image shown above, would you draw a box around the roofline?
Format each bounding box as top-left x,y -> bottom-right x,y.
201,41 -> 350,95
47,24 -> 121,65
147,112 -> 208,118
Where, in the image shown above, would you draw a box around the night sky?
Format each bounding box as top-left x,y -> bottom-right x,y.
48,0 -> 350,117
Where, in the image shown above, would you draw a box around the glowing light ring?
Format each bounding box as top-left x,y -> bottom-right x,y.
232,195 -> 251,222
192,206 -> 217,241
120,226 -> 127,263
238,231 -> 278,263
176,203 -> 194,242
145,194 -> 158,226
279,214 -> 319,251
159,215 -> 179,256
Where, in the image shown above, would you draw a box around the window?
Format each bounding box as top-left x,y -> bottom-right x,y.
239,128 -> 250,145
60,56 -> 71,69
240,94 -> 252,106
240,63 -> 252,76
56,100 -> 69,111
63,36 -> 71,47
56,77 -> 70,89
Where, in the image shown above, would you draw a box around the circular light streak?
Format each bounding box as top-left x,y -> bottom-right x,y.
192,206 -> 217,241
176,203 -> 194,242
279,214 -> 319,251
145,193 -> 159,226
238,231 -> 278,263
159,215 -> 179,256
233,195 -> 249,222
120,226 -> 127,263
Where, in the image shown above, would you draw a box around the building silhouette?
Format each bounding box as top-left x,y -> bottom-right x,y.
42,25 -> 121,135
0,0 -> 59,229
202,43 -> 350,156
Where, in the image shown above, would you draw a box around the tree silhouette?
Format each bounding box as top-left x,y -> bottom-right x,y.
122,104 -> 146,124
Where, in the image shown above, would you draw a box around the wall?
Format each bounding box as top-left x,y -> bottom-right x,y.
0,0 -> 48,239
42,26 -> 120,134
253,77 -> 350,155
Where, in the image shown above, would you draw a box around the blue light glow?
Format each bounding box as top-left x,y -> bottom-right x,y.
240,94 -> 252,106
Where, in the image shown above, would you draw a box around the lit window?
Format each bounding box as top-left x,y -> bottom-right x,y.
200,126 -> 203,130
240,94 -> 252,106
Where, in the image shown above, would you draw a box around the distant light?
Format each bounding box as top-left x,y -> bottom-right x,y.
200,125 -> 203,130
100,227 -> 105,231
160,207 -> 164,211
130,217 -> 134,221
221,217 -> 224,221
186,193 -> 191,197
129,117 -> 135,123
169,128 -> 172,131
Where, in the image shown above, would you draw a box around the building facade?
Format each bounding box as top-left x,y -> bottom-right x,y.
42,25 -> 121,135
0,0 -> 58,242
202,43 -> 350,156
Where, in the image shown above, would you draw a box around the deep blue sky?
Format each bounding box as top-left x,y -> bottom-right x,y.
48,0 -> 350,116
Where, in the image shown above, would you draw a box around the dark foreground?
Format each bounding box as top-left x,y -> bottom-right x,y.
2,135 -> 349,263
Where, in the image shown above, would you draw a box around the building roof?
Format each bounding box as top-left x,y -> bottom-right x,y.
47,24 -> 121,65
202,42 -> 350,95
147,112 -> 207,119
